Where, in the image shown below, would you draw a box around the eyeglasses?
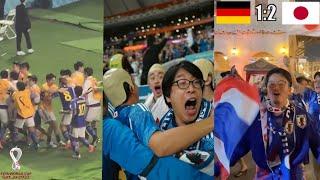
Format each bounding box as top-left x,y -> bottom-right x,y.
172,79 -> 204,89
267,80 -> 288,89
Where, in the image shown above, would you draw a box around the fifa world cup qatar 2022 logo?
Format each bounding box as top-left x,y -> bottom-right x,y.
9,147 -> 22,171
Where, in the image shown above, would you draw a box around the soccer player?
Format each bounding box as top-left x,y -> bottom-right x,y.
60,69 -> 74,87
27,75 -> 48,142
0,70 -> 15,149
12,61 -> 20,74
7,71 -> 19,136
70,86 -> 95,159
144,64 -> 168,124
19,62 -> 31,82
39,73 -> 64,148
9,71 -> 19,89
71,61 -> 85,87
58,76 -> 75,148
82,67 -> 102,145
12,82 -> 38,149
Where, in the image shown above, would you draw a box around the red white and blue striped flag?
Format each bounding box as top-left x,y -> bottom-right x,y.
214,76 -> 260,175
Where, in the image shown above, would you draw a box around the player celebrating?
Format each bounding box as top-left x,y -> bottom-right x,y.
70,86 -> 95,159
83,67 -> 102,146
60,69 -> 74,87
39,73 -> 64,148
0,70 -> 15,149
58,76 -> 75,148
12,82 -> 38,149
71,61 -> 85,87
19,62 -> 31,83
27,75 -> 49,142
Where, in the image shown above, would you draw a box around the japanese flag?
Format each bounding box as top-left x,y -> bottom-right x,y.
282,2 -> 320,25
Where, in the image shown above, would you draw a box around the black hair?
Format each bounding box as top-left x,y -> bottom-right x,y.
296,76 -> 308,84
147,35 -> 155,46
20,62 -> 30,70
13,61 -> 20,65
65,69 -> 72,76
0,70 -> 8,79
46,73 -> 56,81
265,68 -> 292,87
314,72 -> 320,80
16,81 -> 26,91
84,67 -> 93,76
28,75 -> 37,83
74,61 -> 84,71
60,69 -> 66,76
162,61 -> 203,108
59,77 -> 67,86
74,86 -> 83,97
10,71 -> 19,80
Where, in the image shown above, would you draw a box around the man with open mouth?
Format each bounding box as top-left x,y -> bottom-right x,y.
103,67 -> 213,179
160,61 -> 214,176
227,67 -> 320,179
144,63 -> 168,124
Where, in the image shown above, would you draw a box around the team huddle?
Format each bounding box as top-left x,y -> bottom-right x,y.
0,61 -> 102,159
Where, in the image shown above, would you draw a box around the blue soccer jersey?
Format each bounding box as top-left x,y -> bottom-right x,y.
59,87 -> 75,111
304,88 -> 320,126
113,103 -> 159,146
71,97 -> 86,128
103,117 -> 212,179
230,104 -> 320,179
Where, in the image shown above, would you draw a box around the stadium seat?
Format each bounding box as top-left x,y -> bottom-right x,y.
0,9 -> 17,40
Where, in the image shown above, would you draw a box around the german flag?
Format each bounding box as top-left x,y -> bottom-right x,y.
216,1 -> 251,24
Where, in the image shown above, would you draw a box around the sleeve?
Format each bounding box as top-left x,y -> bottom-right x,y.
103,118 -> 212,179
51,85 -> 59,98
103,118 -> 154,175
82,80 -> 90,94
308,113 -> 320,163
229,116 -> 267,168
30,92 -> 40,104
129,104 -> 160,146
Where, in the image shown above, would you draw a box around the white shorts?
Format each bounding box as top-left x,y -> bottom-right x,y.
86,106 -> 101,122
38,109 -> 56,123
0,108 -> 8,124
61,112 -> 72,125
15,117 -> 35,129
72,127 -> 86,138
